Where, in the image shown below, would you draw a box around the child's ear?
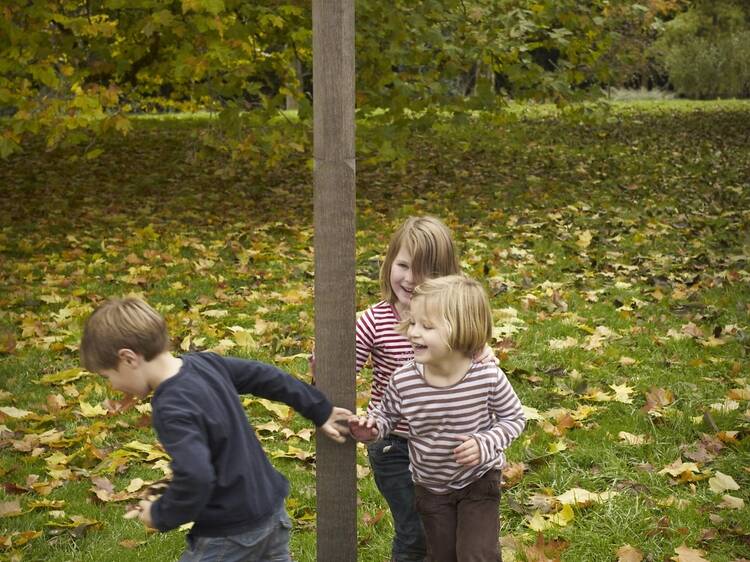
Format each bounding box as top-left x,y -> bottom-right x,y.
117,348 -> 140,367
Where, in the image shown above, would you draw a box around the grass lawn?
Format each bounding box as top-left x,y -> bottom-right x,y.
1,100 -> 749,561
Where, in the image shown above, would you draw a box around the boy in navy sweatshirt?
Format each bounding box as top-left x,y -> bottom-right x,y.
80,297 -> 351,561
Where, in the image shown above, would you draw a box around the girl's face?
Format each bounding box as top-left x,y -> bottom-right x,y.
406,298 -> 453,367
389,245 -> 420,310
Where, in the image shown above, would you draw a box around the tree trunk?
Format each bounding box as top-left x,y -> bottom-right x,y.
313,2 -> 357,561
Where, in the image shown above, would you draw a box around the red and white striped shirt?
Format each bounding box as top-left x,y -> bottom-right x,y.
356,300 -> 412,436
370,361 -> 525,494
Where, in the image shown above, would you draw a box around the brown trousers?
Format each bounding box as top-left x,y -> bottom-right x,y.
414,470 -> 502,562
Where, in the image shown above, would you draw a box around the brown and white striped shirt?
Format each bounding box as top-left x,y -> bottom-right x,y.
370,360 -> 525,494
356,300 -> 412,436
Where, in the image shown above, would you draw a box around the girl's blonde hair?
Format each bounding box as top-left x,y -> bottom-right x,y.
80,297 -> 169,372
398,275 -> 492,357
380,216 -> 460,303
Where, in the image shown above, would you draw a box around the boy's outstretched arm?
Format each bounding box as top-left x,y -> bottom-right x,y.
319,406 -> 353,443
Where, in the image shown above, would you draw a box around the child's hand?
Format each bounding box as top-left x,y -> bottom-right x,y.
453,435 -> 480,466
348,416 -> 379,443
319,406 -> 353,443
473,344 -> 499,365
138,500 -> 155,529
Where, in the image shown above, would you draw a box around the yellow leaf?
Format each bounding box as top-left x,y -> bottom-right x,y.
255,421 -> 282,433
123,440 -> 170,461
126,478 -> 146,493
357,464 -> 371,479
45,451 -> 70,467
208,339 -> 236,354
584,388 -> 612,402
527,510 -> 553,532
230,328 -> 257,350
295,428 -> 313,442
522,406 -> 544,421
618,432 -> 648,445
547,503 -> 575,526
274,352 -> 309,364
571,404 -> 600,421
548,337 -> 578,350
79,400 -> 108,418
269,445 -> 313,461
556,487 -> 618,506
658,460 -> 703,481
0,406 -> 33,418
708,471 -> 739,494
39,368 -> 90,385
252,398 -> 291,420
610,383 -> 634,404
547,439 -> 568,454
576,230 -> 592,248
202,309 -> 228,318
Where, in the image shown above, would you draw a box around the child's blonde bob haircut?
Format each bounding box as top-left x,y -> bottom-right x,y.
80,297 -> 169,372
380,216 -> 460,304
398,275 -> 492,357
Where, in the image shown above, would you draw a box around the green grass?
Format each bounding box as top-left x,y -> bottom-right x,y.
1,99 -> 749,561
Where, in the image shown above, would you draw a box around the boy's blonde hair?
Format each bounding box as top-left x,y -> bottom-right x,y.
398,275 -> 492,357
80,297 -> 169,372
380,216 -> 460,304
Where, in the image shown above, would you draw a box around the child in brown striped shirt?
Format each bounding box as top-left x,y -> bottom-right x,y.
349,275 -> 525,562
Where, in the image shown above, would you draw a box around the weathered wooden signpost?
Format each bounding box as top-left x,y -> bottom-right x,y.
313,1 -> 357,560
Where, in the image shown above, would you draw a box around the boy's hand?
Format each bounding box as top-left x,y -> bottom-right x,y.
348,416 -> 379,443
138,500 -> 155,529
319,406 -> 353,443
453,435 -> 480,466
474,344 -> 499,365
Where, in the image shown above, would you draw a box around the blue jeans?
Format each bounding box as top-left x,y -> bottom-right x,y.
368,435 -> 427,562
178,504 -> 292,562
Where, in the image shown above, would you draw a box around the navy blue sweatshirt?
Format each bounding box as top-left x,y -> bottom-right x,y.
149,352 -> 333,537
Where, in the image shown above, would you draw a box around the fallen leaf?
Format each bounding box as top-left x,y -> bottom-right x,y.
708,471 -> 739,494
0,500 -> 23,518
617,544 -> 644,562
548,337 -> 578,350
718,494 -> 744,510
672,545 -> 709,562
619,432 -> 649,445
556,487 -> 618,506
0,406 -> 33,419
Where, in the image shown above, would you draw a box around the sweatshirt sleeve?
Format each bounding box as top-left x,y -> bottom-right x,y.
150,406 -> 215,532
219,355 -> 333,427
473,368 -> 526,465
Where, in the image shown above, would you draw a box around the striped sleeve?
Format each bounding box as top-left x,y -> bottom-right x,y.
355,307 -> 377,373
369,368 -> 404,438
473,368 -> 526,465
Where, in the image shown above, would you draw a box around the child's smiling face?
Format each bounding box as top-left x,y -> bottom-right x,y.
405,297 -> 452,367
389,245 -> 419,311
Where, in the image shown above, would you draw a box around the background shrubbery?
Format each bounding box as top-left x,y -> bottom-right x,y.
654,0 -> 750,99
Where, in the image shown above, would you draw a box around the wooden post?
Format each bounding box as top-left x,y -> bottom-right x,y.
313,1 -> 356,561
